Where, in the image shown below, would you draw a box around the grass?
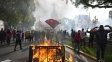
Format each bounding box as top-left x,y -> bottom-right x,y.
80,46 -> 96,57
63,38 -> 112,62
80,45 -> 112,62
63,39 -> 73,47
105,45 -> 112,62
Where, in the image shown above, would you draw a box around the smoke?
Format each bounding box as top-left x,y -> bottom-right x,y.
33,0 -> 69,30
32,0 -> 112,32
32,0 -> 88,30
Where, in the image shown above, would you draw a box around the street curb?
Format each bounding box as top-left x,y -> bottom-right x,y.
65,45 -> 97,61
79,51 -> 97,61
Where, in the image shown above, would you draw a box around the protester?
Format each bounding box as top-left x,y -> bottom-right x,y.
25,31 -> 30,42
14,30 -> 22,51
74,30 -> 81,54
0,28 -> 6,45
87,25 -> 112,62
12,29 -> 16,41
29,31 -> 34,42
80,29 -> 86,46
22,31 -> 24,42
6,29 -> 12,45
71,29 -> 75,47
88,29 -> 94,47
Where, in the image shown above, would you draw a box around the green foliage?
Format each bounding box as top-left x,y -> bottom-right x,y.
70,0 -> 112,8
81,46 -> 96,57
81,45 -> 112,62
0,0 -> 35,28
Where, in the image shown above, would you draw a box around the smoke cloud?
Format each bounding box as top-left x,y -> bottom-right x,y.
32,0 -> 112,32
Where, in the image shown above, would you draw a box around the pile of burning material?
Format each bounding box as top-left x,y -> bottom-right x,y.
29,39 -> 65,62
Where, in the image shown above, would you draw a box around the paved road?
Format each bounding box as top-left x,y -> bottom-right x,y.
0,41 -> 95,62
65,46 -> 95,62
0,41 -> 30,62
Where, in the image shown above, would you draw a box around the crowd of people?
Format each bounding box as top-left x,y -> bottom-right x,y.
0,28 -> 35,51
71,28 -> 86,54
71,25 -> 112,62
0,28 -> 69,51
0,25 -> 112,62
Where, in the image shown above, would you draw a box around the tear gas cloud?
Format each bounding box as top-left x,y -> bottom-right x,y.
32,0 -> 112,33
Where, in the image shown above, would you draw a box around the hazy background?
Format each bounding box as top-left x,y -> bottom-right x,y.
32,0 -> 112,32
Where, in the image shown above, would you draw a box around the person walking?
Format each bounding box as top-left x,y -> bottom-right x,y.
88,25 -> 112,62
14,30 -> 22,51
74,30 -> 81,54
6,29 -> 12,45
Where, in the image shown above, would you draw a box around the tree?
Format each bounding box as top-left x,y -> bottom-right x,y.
70,0 -> 112,8
0,0 -> 35,28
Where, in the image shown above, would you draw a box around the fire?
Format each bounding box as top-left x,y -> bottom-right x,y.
38,40 -> 52,46
31,39 -> 63,62
69,54 -> 73,62
30,35 -> 74,62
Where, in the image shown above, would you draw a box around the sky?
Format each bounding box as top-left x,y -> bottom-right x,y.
32,0 -> 112,31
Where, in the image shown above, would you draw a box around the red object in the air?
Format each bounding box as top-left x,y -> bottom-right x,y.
45,19 -> 60,28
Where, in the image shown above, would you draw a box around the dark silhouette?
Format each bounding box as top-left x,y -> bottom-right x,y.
80,29 -> 86,46
29,31 -> 34,42
12,29 -> 16,41
0,28 -> 6,45
14,30 -> 22,51
6,29 -> 12,45
74,30 -> 81,54
88,29 -> 94,47
71,29 -> 75,47
88,25 -> 112,62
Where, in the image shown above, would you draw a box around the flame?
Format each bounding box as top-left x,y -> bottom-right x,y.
39,40 -> 51,46
32,39 -> 62,62
31,34 -> 74,62
69,54 -> 73,62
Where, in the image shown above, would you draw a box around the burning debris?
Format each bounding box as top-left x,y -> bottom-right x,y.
29,36 -> 65,62
29,34 -> 75,62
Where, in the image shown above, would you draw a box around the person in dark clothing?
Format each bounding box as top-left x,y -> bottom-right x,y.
14,30 -> 22,51
71,29 -> 75,47
21,31 -> 24,42
88,29 -> 94,47
74,30 -> 81,54
80,29 -> 86,47
12,29 -> 16,41
0,28 -> 6,45
88,25 -> 112,62
29,32 -> 34,42
6,29 -> 12,45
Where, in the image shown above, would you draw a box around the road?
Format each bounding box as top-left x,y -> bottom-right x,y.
0,40 -> 96,62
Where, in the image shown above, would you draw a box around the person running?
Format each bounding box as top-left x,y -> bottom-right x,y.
88,25 -> 112,62
14,30 -> 22,51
